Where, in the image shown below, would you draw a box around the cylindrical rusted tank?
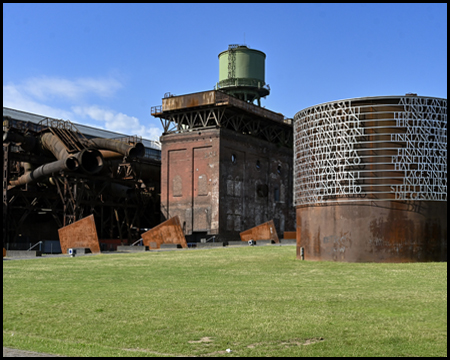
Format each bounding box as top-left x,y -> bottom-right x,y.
293,95 -> 447,262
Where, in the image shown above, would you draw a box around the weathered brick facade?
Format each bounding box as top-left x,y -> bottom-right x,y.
161,127 -> 295,242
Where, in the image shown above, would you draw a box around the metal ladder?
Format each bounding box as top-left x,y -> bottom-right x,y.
38,118 -> 92,153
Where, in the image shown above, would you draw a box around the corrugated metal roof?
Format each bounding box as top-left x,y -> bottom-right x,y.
3,107 -> 161,151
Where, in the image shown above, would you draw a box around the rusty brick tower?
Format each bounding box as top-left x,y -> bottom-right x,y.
151,45 -> 295,243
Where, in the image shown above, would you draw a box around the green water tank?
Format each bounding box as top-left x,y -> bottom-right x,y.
217,45 -> 270,106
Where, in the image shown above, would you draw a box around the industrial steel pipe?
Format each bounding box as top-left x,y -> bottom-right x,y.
9,158 -> 78,187
74,148 -> 104,174
39,133 -> 72,161
88,138 -> 145,158
39,133 -> 103,174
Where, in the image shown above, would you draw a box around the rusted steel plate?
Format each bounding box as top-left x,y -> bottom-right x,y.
3,248 -> 6,257
58,215 -> 101,254
283,231 -> 296,239
240,220 -> 280,243
162,91 -> 216,111
296,201 -> 447,262
141,216 -> 187,249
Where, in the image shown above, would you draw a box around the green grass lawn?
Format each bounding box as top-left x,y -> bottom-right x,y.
3,246 -> 447,357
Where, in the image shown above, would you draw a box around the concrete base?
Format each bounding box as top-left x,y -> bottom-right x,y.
256,240 -> 274,246
196,242 -> 225,248
73,247 -> 92,254
6,250 -> 42,258
116,245 -> 148,252
280,239 -> 296,245
227,241 -> 248,246
159,244 -> 180,249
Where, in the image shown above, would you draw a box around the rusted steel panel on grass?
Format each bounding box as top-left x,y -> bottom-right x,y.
141,216 -> 187,249
240,220 -> 280,243
58,215 -> 101,254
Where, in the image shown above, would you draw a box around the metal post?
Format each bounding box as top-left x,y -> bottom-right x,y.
300,247 -> 304,260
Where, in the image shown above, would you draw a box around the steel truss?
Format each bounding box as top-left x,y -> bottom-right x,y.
4,167 -> 158,246
158,106 -> 292,147
55,173 -> 156,241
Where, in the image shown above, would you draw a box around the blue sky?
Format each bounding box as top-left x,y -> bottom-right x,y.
3,3 -> 447,141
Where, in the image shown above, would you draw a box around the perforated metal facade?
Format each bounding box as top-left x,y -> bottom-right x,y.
294,96 -> 447,206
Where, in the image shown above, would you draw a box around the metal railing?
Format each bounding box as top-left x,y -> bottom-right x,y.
217,77 -> 270,90
3,118 -> 45,133
130,239 -> 143,246
151,105 -> 162,115
27,241 -> 42,251
112,134 -> 143,145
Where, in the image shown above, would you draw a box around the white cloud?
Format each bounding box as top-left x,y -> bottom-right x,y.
17,76 -> 122,101
3,76 -> 162,142
73,105 -> 162,141
3,83 -> 73,119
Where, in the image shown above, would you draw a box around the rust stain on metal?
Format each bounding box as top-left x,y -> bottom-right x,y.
240,220 -> 280,243
162,91 -> 216,111
296,201 -> 447,262
141,215 -> 188,249
58,214 -> 101,254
